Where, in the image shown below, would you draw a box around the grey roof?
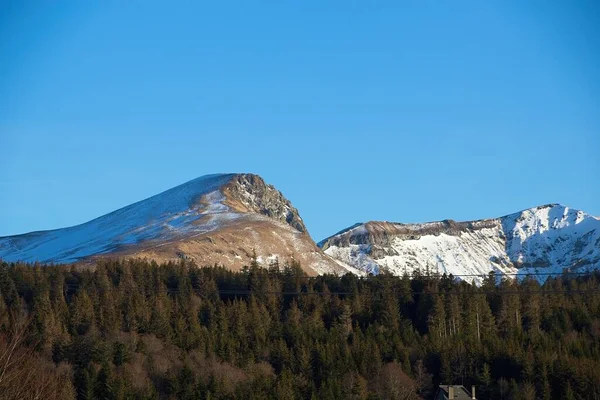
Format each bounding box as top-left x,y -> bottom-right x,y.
437,385 -> 474,399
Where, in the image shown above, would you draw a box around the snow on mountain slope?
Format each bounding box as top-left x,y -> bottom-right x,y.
0,173 -> 343,275
319,204 -> 600,281
0,174 -> 235,264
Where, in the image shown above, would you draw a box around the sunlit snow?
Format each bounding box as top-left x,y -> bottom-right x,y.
0,174 -> 239,263
323,204 -> 600,282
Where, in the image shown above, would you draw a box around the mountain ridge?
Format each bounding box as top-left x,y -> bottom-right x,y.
319,203 -> 599,245
0,173 -> 343,275
1,175 -> 598,281
319,203 -> 600,281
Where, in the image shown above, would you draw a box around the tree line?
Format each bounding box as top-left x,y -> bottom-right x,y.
0,257 -> 599,399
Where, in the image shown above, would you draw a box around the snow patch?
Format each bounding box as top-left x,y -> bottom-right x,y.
323,204 -> 600,283
0,174 -> 237,264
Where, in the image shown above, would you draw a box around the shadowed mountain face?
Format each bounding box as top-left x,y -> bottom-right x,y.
319,204 -> 600,281
0,173 -> 344,275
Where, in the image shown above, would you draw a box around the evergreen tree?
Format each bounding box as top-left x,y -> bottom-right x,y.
0,260 -> 599,399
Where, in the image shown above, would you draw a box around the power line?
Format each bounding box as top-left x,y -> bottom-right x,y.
258,270 -> 598,278
61,284 -> 600,297
54,268 -> 600,297
70,270 -> 597,279
196,289 -> 600,296
428,271 -> 598,278
4,260 -> 598,280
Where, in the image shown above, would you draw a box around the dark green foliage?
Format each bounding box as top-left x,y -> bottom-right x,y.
0,258 -> 599,399
112,341 -> 128,366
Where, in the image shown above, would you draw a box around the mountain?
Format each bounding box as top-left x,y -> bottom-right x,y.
318,204 -> 600,281
3,177 -> 598,281
0,173 -> 344,275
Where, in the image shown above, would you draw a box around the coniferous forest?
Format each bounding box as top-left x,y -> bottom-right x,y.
0,258 -> 599,400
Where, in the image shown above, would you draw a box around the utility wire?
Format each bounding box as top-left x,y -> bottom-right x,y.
56,269 -> 600,297
61,284 -> 600,296
65,270 -> 598,280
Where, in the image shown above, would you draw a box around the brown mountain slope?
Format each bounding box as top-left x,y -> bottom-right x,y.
0,173 -> 346,275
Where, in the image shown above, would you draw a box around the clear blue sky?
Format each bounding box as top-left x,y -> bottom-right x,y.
1,1 -> 598,241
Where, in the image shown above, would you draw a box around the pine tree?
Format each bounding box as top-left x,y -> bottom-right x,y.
74,365 -> 96,400
275,368 -> 297,400
564,383 -> 576,400
94,361 -> 114,400
337,303 -> 353,338
478,363 -> 492,399
70,291 -> 95,335
94,269 -> 120,335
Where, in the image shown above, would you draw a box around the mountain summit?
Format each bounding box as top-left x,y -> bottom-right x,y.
3,179 -> 598,280
0,173 -> 343,274
319,204 -> 600,280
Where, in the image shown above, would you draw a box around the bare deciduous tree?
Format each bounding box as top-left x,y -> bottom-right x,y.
375,362 -> 419,400
0,318 -> 74,400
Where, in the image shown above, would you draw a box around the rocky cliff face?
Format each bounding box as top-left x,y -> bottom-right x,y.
319,204 -> 600,281
0,173 -> 343,275
222,174 -> 307,233
3,176 -> 597,281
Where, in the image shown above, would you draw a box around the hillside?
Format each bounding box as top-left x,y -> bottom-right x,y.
3,177 -> 598,281
3,259 -> 599,399
319,204 -> 600,281
0,173 -> 343,275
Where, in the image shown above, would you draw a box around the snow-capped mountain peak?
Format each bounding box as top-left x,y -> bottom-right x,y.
319,204 -> 600,281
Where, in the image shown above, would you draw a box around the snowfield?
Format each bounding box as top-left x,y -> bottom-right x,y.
0,174 -> 239,263
320,204 -> 600,283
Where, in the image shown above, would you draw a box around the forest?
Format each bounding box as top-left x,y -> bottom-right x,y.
0,257 -> 599,400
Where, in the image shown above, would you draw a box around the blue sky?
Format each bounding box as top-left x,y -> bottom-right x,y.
1,1 -> 598,241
